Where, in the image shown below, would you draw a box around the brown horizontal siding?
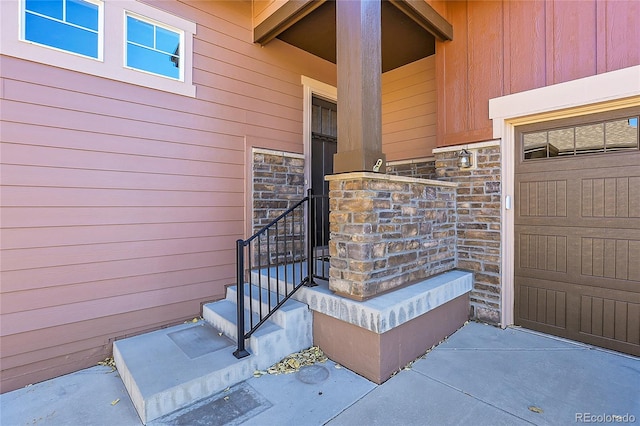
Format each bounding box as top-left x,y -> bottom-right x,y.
382,56 -> 437,161
0,0 -> 336,392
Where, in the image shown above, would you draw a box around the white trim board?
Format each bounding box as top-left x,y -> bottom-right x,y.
301,75 -> 337,190
489,65 -> 640,328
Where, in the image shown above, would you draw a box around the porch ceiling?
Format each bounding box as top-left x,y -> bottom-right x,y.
275,0 -> 436,73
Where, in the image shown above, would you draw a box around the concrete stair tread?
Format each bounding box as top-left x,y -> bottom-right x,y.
203,299 -> 282,339
227,283 -> 308,314
114,322 -> 236,397
114,321 -> 256,424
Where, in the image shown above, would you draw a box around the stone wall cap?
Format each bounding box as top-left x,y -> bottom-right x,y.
324,172 -> 457,188
293,269 -> 473,334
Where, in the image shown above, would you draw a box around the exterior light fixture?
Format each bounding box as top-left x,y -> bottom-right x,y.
457,148 -> 473,169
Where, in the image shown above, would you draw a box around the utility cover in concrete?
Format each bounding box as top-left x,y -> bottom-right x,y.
167,324 -> 233,359
150,383 -> 272,426
296,365 -> 330,384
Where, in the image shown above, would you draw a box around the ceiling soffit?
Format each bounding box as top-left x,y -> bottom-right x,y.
254,0 -> 452,73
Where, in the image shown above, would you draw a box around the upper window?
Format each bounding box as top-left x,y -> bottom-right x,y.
126,14 -> 182,80
522,115 -> 639,161
23,0 -> 102,59
4,0 -> 196,96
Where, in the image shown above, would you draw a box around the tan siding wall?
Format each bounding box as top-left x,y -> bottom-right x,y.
0,0 -> 335,392
382,56 -> 437,161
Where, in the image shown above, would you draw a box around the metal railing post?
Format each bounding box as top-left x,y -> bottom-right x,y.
233,239 -> 249,359
306,188 -> 315,286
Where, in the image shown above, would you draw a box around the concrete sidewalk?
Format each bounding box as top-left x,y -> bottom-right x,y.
2,322 -> 638,425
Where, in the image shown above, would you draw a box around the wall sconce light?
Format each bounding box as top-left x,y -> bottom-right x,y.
457,149 -> 473,169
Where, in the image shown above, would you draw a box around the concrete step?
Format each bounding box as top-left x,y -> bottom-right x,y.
226,283 -> 312,331
248,260 -> 328,295
115,283 -> 313,424
113,321 -> 255,425
202,299 -> 285,358
203,285 -> 312,364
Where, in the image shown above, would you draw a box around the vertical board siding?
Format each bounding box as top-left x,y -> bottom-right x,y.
504,0 -> 546,94
382,56 -> 437,161
602,0 -> 640,72
437,0 -> 640,147
466,0 -> 503,131
550,0 -> 597,84
0,0 -> 335,392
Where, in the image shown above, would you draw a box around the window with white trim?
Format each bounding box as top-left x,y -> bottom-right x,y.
125,14 -> 182,80
23,0 -> 103,59
3,0 -> 196,97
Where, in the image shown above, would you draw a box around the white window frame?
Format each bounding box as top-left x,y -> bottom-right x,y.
124,11 -> 184,81
20,0 -> 104,60
1,0 -> 196,97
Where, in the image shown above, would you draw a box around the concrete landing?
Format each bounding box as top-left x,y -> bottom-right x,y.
149,360 -> 375,426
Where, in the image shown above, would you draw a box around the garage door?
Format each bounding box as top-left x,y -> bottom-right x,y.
514,109 -> 640,356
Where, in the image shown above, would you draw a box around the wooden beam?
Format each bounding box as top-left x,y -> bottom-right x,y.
388,0 -> 453,41
333,0 -> 386,173
254,0 -> 327,45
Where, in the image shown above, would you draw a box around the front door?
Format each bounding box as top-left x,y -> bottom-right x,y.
311,96 -> 337,249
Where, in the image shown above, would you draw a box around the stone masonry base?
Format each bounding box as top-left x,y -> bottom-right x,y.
313,293 -> 469,384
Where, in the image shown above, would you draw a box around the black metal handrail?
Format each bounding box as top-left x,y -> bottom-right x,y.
234,189 -> 326,359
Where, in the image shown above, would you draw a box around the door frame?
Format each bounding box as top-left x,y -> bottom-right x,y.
301,76 -> 337,191
489,65 -> 640,328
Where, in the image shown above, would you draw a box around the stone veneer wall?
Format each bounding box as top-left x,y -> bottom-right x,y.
386,158 -> 437,180
252,149 -> 305,264
434,142 -> 502,324
327,173 -> 457,300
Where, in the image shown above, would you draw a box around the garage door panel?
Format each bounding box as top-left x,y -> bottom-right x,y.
516,234 -> 639,293
516,152 -> 640,174
515,217 -> 639,229
581,175 -> 640,218
515,276 -> 640,354
517,179 -> 569,218
516,278 -> 568,329
515,110 -> 640,355
517,232 -> 568,273
580,236 -> 640,283
580,295 -> 640,351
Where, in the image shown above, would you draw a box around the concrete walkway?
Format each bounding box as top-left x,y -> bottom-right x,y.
2,322 -> 638,425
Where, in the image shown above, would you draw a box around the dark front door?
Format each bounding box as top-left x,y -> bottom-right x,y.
311,96 -> 337,249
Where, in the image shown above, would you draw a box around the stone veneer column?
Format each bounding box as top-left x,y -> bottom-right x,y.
252,148 -> 305,265
326,172 -> 457,300
434,142 -> 502,324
